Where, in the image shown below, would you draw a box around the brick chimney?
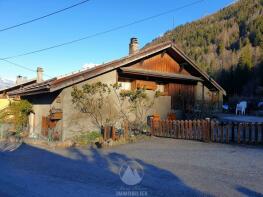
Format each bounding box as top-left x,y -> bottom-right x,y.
129,37 -> 139,55
37,67 -> 43,83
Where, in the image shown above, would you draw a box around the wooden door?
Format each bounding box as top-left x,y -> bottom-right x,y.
41,116 -> 49,137
166,83 -> 195,111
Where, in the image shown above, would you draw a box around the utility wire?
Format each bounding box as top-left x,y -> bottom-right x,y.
0,0 -> 205,76
2,0 -> 205,60
0,0 -> 91,32
0,58 -> 53,78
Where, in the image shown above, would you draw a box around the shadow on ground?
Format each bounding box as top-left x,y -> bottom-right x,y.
0,143 -> 212,197
236,186 -> 263,197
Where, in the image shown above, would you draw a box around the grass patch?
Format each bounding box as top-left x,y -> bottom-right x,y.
74,131 -> 102,146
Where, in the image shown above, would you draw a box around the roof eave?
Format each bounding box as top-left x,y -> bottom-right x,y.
50,42 -> 174,92
171,45 -> 226,95
0,79 -> 37,94
120,67 -> 203,82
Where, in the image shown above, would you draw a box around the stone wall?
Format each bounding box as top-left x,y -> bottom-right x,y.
60,70 -> 172,140
61,70 -> 118,140
23,92 -> 59,136
23,71 -> 226,141
195,81 -> 223,109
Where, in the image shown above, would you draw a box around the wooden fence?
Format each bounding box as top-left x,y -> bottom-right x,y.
102,123 -> 129,141
151,119 -> 263,144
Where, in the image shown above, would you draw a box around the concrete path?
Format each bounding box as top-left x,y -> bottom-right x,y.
0,138 -> 263,197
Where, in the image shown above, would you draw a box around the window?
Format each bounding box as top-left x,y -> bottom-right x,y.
156,84 -> 165,92
131,80 -> 157,90
118,81 -> 131,90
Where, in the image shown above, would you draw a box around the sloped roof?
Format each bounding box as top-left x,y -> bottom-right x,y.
0,79 -> 37,95
120,67 -> 203,82
7,41 -> 226,96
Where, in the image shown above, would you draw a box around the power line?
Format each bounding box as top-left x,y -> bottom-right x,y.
0,0 -> 205,75
0,58 -> 53,78
0,0 -> 91,32
2,0 -> 205,60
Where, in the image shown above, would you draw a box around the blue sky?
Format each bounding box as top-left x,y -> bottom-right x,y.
0,0 -> 234,81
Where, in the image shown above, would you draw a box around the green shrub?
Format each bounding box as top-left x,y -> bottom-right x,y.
0,100 -> 33,134
74,131 -> 102,146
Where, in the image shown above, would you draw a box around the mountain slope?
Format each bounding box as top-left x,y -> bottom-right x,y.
0,78 -> 14,90
145,0 -> 263,74
145,0 -> 263,97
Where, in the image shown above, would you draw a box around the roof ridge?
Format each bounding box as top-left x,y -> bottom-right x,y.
55,40 -> 173,81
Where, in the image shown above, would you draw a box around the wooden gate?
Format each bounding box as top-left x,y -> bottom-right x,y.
41,116 -> 49,137
41,112 -> 62,141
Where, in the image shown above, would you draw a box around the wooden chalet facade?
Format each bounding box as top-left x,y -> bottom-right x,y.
2,39 -> 226,140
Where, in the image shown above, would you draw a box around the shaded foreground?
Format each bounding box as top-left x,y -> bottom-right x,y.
0,138 -> 263,197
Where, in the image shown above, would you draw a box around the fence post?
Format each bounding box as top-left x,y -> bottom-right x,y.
176,120 -> 179,138
169,120 -> 173,138
150,118 -> 154,136
226,123 -> 230,144
257,123 -> 262,144
201,120 -> 207,142
176,120 -> 180,138
245,123 -> 249,144
161,120 -> 164,137
238,123 -> 242,144
248,123 -> 252,144
164,120 -> 167,137
167,120 -> 170,137
172,120 -> 176,138
185,120 -> 189,140
180,120 -> 184,139
207,118 -> 211,142
220,123 -> 224,143
216,122 -> 220,142
112,127 -> 116,141
192,120 -> 196,140
251,123 -> 255,144
103,126 -> 107,140
197,120 -> 201,140
189,120 -> 193,140
202,120 -> 205,142
211,120 -> 215,142
167,120 -> 171,137
157,120 -> 160,136
187,120 -> 191,139
233,122 -> 237,142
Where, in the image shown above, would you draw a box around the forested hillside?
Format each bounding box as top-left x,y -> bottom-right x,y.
145,0 -> 263,97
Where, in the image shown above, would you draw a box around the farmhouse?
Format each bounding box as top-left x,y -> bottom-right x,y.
0,39 -> 226,140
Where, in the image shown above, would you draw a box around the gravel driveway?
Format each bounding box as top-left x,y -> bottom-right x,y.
0,138 -> 263,197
